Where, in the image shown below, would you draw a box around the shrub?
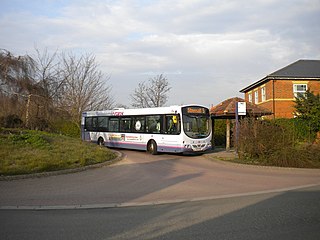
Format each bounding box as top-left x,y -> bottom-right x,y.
263,143 -> 320,168
0,114 -> 23,128
8,131 -> 51,148
237,118 -> 292,159
294,90 -> 320,133
273,118 -> 316,143
213,119 -> 227,146
237,118 -> 319,168
50,120 -> 80,138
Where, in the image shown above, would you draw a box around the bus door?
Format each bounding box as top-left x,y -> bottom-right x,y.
82,116 -> 91,141
160,115 -> 181,151
83,116 -> 100,142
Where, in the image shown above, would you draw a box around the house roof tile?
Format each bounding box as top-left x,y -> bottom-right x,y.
240,60 -> 320,93
210,97 -> 272,119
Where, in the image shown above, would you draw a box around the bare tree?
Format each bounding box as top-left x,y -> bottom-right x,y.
33,48 -> 62,101
0,49 -> 37,127
0,49 -> 114,130
131,74 -> 171,108
29,48 -> 65,126
0,49 -> 35,97
131,82 -> 149,108
59,52 -> 114,125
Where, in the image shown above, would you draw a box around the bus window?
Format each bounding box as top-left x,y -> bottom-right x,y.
109,117 -> 119,132
165,114 -> 180,134
120,117 -> 132,132
92,117 -> 98,130
146,115 -> 161,133
133,116 -> 145,133
98,116 -> 108,132
85,117 -> 92,131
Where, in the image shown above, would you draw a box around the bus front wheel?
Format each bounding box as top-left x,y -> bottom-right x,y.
147,140 -> 158,155
97,137 -> 104,146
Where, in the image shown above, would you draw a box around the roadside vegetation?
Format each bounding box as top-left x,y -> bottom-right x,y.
213,90 -> 320,168
0,48 -> 171,176
236,90 -> 320,168
236,118 -> 320,168
0,129 -> 116,176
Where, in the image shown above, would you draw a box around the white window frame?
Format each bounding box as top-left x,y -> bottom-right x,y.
293,84 -> 307,98
248,93 -> 252,103
254,91 -> 259,104
261,87 -> 266,102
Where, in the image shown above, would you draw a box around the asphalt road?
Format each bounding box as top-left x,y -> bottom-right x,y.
1,149 -> 319,208
1,149 -> 320,239
1,185 -> 320,240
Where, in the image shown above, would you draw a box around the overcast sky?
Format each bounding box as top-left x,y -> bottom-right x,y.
1,0 -> 320,108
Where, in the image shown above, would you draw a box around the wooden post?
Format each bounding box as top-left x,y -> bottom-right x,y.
211,116 -> 215,150
25,94 -> 31,128
226,119 -> 230,151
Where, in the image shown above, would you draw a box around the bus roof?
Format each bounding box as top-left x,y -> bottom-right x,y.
82,104 -> 208,117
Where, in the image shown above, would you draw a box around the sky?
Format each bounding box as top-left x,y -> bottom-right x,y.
1,0 -> 320,108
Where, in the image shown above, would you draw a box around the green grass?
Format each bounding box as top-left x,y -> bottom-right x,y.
0,129 -> 117,176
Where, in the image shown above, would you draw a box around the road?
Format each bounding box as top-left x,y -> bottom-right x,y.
1,150 -> 319,208
1,185 -> 320,240
0,149 -> 320,239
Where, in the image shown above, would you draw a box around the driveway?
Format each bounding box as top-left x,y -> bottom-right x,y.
1,149 -> 320,209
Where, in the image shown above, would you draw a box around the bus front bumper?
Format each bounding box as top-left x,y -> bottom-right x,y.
183,142 -> 212,152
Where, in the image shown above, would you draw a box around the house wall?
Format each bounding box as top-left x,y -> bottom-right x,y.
244,79 -> 320,118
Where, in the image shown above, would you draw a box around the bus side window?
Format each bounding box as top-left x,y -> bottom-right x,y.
165,115 -> 180,134
120,117 -> 132,132
133,116 -> 145,133
98,116 -> 108,132
146,115 -> 161,133
85,117 -> 92,131
109,117 -> 119,132
90,117 -> 98,131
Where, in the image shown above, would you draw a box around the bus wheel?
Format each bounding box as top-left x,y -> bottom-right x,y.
97,137 -> 104,146
147,140 -> 158,155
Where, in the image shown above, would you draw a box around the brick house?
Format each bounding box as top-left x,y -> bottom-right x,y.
240,60 -> 320,118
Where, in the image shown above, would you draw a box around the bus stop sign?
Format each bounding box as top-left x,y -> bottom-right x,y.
238,102 -> 246,116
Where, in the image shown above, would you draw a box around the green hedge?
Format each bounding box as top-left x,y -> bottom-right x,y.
273,118 -> 316,143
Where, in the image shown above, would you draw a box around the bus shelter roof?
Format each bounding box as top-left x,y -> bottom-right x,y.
210,97 -> 272,119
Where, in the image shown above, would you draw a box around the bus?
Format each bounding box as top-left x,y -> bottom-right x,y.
81,104 -> 212,154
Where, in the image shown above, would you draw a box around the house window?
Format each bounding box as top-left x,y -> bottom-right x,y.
248,93 -> 252,103
293,84 -> 307,98
261,87 -> 266,102
254,91 -> 259,103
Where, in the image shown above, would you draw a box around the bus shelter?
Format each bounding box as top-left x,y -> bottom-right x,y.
210,97 -> 272,151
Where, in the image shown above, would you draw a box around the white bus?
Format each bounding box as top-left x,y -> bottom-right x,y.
81,105 -> 212,154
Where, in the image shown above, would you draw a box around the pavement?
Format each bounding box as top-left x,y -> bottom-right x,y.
1,149 -> 320,210
206,147 -> 238,160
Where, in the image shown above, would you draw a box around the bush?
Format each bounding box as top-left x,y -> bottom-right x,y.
237,118 -> 320,168
213,119 -> 227,146
237,119 -> 292,159
273,118 -> 316,143
50,120 -> 80,138
8,131 -> 51,148
262,143 -> 320,168
0,114 -> 23,128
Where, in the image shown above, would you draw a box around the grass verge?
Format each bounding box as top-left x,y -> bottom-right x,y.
0,129 -> 117,176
